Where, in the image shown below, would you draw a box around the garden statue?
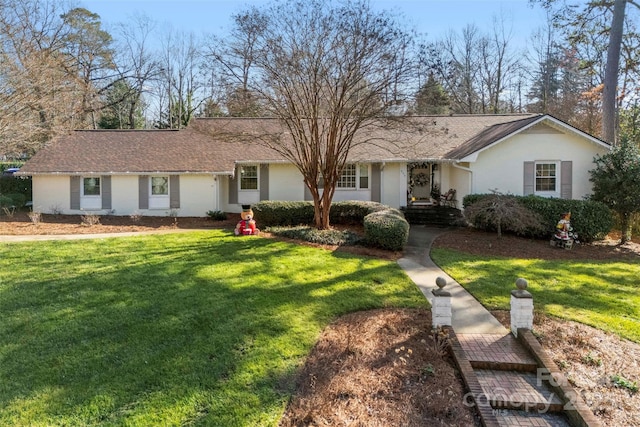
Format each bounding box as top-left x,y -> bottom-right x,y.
551,212 -> 577,249
235,204 -> 260,236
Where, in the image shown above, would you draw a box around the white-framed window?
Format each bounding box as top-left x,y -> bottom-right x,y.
535,162 -> 558,193
149,176 -> 170,209
82,177 -> 101,196
359,164 -> 369,189
240,165 -> 258,190
337,164 -> 370,190
337,164 -> 357,188
80,176 -> 102,210
151,176 -> 169,195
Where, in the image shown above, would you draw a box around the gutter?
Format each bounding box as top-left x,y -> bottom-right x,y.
20,171 -> 235,177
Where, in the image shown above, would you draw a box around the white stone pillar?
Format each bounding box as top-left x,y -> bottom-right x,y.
510,278 -> 533,337
431,276 -> 452,328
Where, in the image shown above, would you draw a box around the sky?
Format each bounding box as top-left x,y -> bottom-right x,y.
81,0 -> 548,45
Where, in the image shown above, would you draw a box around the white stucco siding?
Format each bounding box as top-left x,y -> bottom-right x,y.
110,174 -> 217,217
380,163 -> 406,208
111,176 -> 138,214
446,164 -> 470,207
469,130 -> 608,200
178,175 -> 218,217
268,164 -> 305,201
333,189 -> 371,202
32,174 -> 219,217
31,175 -> 70,214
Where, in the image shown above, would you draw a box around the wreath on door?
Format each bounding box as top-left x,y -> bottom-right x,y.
414,172 -> 429,187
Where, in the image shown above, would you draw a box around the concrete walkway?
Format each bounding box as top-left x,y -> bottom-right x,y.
398,225 -> 507,334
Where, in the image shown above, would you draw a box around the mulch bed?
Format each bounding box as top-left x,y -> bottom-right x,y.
432,227 -> 640,261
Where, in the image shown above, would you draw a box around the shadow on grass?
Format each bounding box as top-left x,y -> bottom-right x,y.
0,231 -> 426,425
431,248 -> 640,342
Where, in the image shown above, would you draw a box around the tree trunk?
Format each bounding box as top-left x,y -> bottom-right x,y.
621,212 -> 632,243
602,0 -> 626,144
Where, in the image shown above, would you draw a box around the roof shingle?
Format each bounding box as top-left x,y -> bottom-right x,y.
19,114 -> 542,174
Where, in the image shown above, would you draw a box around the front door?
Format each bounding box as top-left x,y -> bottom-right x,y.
408,162 -> 438,204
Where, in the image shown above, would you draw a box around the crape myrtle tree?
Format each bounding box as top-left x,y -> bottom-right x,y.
209,0 -> 419,229
589,138 -> 640,242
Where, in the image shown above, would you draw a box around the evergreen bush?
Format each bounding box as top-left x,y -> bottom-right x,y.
0,176 -> 32,203
463,194 -> 613,242
253,200 -> 410,250
252,201 -> 315,226
363,209 -> 410,251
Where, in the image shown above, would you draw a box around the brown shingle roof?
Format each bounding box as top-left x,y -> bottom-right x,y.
19,128 -> 278,175
190,114 -> 541,162
20,114 -> 541,174
444,115 -> 544,159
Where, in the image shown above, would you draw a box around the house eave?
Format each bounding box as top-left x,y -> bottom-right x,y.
20,171 -> 234,176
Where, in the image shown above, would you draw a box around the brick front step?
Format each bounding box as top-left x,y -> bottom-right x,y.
400,205 -> 463,226
458,333 -> 538,372
496,409 -> 572,427
475,369 -> 565,413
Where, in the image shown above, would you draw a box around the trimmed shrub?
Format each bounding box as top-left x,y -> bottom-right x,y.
363,209 -> 410,251
254,200 -> 410,250
2,193 -> 27,208
266,225 -> 364,246
0,176 -> 31,202
252,201 -> 315,226
253,200 -> 391,227
518,196 -> 613,242
206,210 -> 228,221
464,194 -> 614,242
329,200 -> 387,224
0,195 -> 13,208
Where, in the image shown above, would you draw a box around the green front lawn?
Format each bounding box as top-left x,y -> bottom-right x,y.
0,231 -> 426,426
431,248 -> 640,342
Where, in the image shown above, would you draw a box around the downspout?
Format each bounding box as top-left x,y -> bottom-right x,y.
380,162 -> 385,205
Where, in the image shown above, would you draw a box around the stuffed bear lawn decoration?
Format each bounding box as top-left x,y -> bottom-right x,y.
235,205 -> 259,236
551,211 -> 578,249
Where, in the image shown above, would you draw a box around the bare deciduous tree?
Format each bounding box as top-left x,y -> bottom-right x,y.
0,0 -> 81,154
426,18 -> 521,115
0,0 -> 118,154
157,28 -> 202,128
209,0 -> 419,229
113,13 -> 161,129
203,7 -> 267,117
